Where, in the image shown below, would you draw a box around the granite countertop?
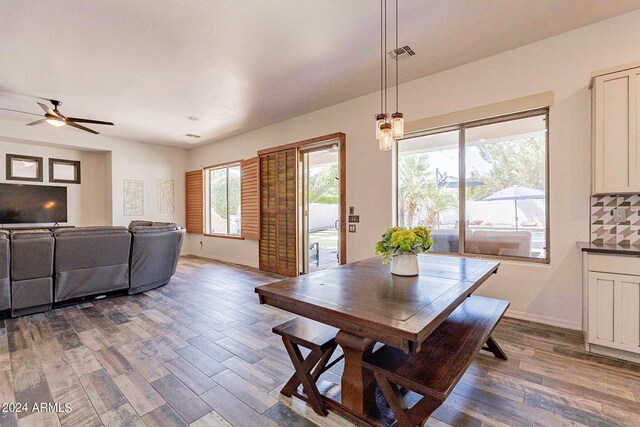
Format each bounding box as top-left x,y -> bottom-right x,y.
577,241 -> 640,256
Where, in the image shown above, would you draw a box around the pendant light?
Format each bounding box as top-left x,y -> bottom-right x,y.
376,0 -> 390,149
379,122 -> 393,150
375,113 -> 387,140
391,0 -> 404,139
376,0 -> 403,150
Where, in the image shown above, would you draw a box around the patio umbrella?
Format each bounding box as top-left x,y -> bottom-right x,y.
481,185 -> 545,230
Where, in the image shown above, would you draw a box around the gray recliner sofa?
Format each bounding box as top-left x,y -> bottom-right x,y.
0,231 -> 10,312
10,230 -> 55,316
54,226 -> 131,302
128,222 -> 185,294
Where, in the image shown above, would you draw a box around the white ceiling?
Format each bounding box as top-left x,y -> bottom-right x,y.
1,0 -> 639,148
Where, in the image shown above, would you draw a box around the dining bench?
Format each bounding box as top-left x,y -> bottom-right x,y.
363,295 -> 509,427
273,317 -> 344,415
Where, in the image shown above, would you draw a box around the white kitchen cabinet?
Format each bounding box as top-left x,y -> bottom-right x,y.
591,63 -> 640,194
588,271 -> 640,352
583,253 -> 640,361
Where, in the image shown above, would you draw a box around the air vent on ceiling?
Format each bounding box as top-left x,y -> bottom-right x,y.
389,45 -> 415,61
185,133 -> 200,139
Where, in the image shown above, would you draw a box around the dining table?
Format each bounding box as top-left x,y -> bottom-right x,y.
255,254 -> 500,424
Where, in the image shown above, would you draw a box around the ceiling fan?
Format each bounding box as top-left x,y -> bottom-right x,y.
0,99 -> 114,135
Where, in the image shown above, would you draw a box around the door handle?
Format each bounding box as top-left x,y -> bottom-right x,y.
335,220 -> 339,230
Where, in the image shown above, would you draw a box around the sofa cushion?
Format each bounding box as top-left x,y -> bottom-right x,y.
131,224 -> 178,233
10,229 -> 53,239
128,220 -> 154,230
10,232 -> 54,281
53,226 -> 129,237
54,231 -> 130,271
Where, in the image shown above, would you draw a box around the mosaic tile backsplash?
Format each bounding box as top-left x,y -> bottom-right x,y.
591,195 -> 640,246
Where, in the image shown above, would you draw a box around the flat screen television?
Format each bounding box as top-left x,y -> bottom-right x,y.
0,183 -> 68,224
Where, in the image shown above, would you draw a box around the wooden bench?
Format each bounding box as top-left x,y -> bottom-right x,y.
273,317 -> 344,415
362,295 -> 509,427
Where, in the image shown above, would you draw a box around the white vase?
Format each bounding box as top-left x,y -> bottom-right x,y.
390,253 -> 419,276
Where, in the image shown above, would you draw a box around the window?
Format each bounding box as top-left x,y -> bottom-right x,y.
49,158 -> 81,184
6,154 -> 43,182
205,163 -> 241,237
396,109 -> 548,262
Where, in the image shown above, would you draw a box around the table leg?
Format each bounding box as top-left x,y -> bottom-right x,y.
335,330 -> 376,417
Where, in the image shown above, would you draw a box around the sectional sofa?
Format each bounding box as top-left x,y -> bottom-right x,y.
0,222 -> 184,317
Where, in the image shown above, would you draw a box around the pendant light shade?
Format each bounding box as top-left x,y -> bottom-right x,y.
379,123 -> 393,151
375,113 -> 388,140
46,118 -> 65,127
391,112 -> 404,139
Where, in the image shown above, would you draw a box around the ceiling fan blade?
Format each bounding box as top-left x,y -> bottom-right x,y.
0,107 -> 42,117
26,119 -> 46,126
37,102 -> 58,117
66,117 -> 114,126
66,121 -> 99,134
53,109 -> 66,120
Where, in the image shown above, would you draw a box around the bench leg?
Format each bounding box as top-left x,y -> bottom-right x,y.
311,342 -> 338,381
484,335 -> 508,360
280,338 -> 329,416
375,372 -> 441,427
406,394 -> 442,427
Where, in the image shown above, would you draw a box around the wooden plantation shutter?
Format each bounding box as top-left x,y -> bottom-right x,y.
259,149 -> 297,276
260,154 -> 277,272
276,150 -> 297,276
240,157 -> 260,240
185,170 -> 204,233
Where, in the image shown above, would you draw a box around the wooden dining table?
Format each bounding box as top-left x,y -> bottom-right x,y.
255,254 -> 499,424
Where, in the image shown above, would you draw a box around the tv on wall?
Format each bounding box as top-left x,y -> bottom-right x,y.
0,183 -> 68,224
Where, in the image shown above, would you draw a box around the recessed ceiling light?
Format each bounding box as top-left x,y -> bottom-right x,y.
185,133 -> 200,139
187,116 -> 199,121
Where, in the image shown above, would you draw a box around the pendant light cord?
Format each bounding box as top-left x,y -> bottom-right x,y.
380,0 -> 384,114
384,0 -> 387,115
395,0 -> 399,112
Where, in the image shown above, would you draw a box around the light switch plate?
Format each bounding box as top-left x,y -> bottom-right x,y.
349,224 -> 356,232
612,208 -> 628,223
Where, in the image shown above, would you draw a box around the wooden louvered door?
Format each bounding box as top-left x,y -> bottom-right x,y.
259,149 -> 297,276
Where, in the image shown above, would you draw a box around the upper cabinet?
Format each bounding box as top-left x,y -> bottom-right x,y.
591,63 -> 640,195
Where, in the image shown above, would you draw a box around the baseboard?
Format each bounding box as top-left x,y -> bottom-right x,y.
506,309 -> 582,331
183,253 -> 259,269
589,343 -> 640,364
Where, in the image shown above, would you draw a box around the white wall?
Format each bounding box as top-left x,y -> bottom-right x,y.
0,140 -> 109,227
187,10 -> 640,329
0,121 -> 189,230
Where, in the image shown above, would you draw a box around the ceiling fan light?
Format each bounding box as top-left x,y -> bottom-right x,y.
391,112 -> 404,139
45,118 -> 65,127
379,122 -> 393,151
375,113 -> 388,140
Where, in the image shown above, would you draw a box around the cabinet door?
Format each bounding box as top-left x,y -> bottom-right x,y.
616,277 -> 640,351
588,272 -> 615,344
593,69 -> 636,194
588,271 -> 640,353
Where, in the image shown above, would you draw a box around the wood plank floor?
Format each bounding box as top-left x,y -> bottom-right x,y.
1,255 -> 639,426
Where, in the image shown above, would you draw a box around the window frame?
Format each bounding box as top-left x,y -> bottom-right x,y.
49,158 -> 81,184
6,154 -> 43,182
204,160 -> 244,239
394,108 -> 550,264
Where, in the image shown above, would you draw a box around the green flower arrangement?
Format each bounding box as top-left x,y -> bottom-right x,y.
375,226 -> 434,265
